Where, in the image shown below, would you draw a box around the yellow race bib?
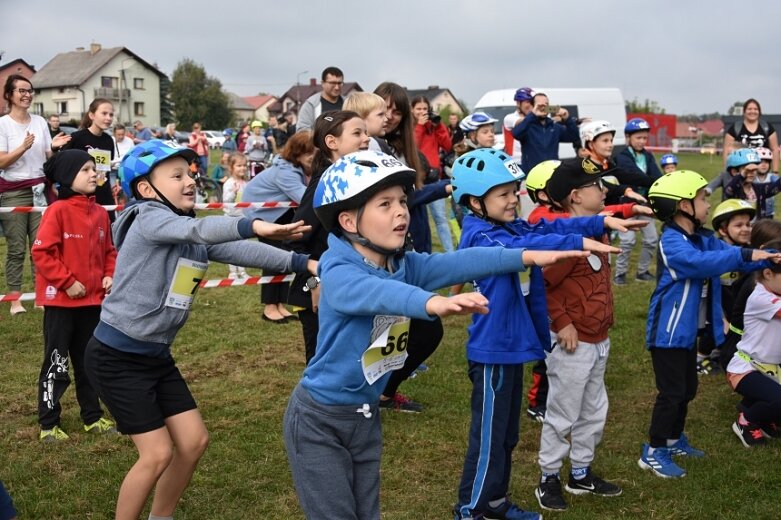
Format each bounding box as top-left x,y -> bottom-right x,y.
166,258 -> 208,310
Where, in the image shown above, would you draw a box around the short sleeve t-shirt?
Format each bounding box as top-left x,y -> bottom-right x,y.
320,96 -> 344,114
63,129 -> 115,206
0,114 -> 52,181
727,121 -> 776,149
727,282 -> 781,374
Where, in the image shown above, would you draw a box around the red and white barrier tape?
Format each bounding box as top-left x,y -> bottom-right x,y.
0,201 -> 298,213
0,273 -> 295,303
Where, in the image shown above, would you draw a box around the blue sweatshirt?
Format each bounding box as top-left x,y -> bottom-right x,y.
615,147 -> 663,197
459,214 -> 605,364
301,233 -> 527,405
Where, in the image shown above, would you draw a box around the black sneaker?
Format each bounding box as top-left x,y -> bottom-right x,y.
526,405 -> 546,423
733,415 -> 766,447
613,274 -> 627,286
565,469 -> 622,497
635,271 -> 655,282
535,474 -> 567,511
378,392 -> 423,413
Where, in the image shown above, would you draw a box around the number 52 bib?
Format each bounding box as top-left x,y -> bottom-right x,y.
361,316 -> 411,384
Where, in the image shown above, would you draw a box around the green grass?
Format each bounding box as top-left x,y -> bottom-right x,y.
2,152 -> 780,519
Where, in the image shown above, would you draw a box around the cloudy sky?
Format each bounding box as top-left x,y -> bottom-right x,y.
3,1 -> 780,115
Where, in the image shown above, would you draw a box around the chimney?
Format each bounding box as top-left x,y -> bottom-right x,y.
309,78 -> 317,87
427,85 -> 439,90
76,47 -> 85,52
90,43 -> 101,55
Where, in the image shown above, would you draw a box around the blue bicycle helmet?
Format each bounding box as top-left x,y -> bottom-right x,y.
451,148 -> 524,206
119,139 -> 197,197
624,117 -> 651,134
660,154 -> 678,167
726,148 -> 761,170
513,87 -> 535,102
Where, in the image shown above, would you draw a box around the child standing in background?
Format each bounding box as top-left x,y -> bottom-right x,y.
32,149 -> 117,442
223,152 -> 249,280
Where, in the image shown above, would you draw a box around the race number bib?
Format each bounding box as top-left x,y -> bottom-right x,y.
88,149 -> 111,172
361,316 -> 411,384
166,258 -> 208,310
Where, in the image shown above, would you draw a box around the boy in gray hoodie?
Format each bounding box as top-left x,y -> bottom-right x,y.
84,140 -> 315,520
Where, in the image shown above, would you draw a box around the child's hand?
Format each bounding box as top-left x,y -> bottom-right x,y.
522,249 -> 590,267
102,276 -> 113,295
631,204 -> 655,217
310,285 -> 320,313
623,188 -> 647,203
753,250 -> 781,263
582,238 -> 620,254
65,280 -> 86,299
556,323 -> 579,352
252,219 -> 312,241
603,216 -> 648,232
426,293 -> 489,318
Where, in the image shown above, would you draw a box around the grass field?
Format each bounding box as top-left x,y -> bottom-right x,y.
2,152 -> 780,519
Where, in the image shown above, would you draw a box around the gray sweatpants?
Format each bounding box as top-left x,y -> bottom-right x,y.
538,337 -> 610,474
614,215 -> 657,276
283,383 -> 382,520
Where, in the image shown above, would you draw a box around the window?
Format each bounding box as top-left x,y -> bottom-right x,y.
56,101 -> 68,115
32,102 -> 44,115
133,78 -> 144,90
101,76 -> 118,88
134,102 -> 145,116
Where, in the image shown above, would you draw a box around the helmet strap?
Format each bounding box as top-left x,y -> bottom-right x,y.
142,179 -> 195,217
342,206 -> 407,261
471,197 -> 510,226
679,198 -> 702,229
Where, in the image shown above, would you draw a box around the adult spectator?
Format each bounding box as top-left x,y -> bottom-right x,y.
296,66 -> 345,133
47,114 -> 61,139
132,120 -> 152,143
723,98 -> 779,173
503,86 -> 534,159
161,122 -> 177,141
283,111 -> 297,134
411,95 -> 454,252
511,92 -> 579,174
243,131 -> 315,323
188,122 -> 210,172
0,75 -> 70,315
236,122 -> 251,153
266,114 -> 290,154
111,123 -> 134,193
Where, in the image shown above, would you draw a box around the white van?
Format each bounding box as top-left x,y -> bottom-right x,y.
474,87 -> 627,159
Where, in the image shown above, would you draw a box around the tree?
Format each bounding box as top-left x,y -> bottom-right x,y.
159,74 -> 175,126
170,59 -> 234,129
625,97 -> 666,115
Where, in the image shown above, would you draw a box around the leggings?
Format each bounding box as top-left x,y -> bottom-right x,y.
382,317 -> 443,398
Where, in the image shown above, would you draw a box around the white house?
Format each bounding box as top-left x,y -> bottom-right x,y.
30,44 -> 166,126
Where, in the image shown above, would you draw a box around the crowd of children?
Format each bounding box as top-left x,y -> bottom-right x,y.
6,80 -> 781,520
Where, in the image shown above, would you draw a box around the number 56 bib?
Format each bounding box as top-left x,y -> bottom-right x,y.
361,316 -> 411,384
166,258 -> 208,310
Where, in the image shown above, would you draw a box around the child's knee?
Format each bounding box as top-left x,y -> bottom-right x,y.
181,430 -> 209,460
140,444 -> 175,475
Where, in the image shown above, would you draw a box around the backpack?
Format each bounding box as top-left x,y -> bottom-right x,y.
732,120 -> 770,140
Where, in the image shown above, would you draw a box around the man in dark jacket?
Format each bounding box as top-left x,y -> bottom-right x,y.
511,92 -> 579,174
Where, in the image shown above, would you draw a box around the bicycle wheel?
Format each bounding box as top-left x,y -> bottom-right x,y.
198,177 -> 223,203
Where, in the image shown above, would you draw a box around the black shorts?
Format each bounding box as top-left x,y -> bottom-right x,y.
84,336 -> 197,435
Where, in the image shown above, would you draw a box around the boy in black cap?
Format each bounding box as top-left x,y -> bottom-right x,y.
31,149 -> 118,442
535,158 -> 630,511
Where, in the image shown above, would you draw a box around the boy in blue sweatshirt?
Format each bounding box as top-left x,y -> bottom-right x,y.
450,150 -> 645,520
282,150 -> 594,520
84,140 -> 315,520
638,170 -> 781,479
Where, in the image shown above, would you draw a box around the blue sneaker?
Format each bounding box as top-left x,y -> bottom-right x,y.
453,505 -> 484,519
638,444 -> 686,478
484,498 -> 542,520
669,433 -> 705,457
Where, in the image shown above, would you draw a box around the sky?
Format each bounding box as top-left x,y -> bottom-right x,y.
3,1 -> 781,116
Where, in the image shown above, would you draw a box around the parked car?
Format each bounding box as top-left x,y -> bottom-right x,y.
203,130 -> 225,149
174,131 -> 190,145
700,143 -> 718,155
59,125 -> 78,135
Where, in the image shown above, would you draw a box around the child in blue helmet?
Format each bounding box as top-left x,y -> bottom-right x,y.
84,139 -> 315,520
450,149 -> 644,520
283,150 -> 591,520
660,153 -> 678,174
639,171 -> 781,479
707,149 -> 746,200
725,148 -> 781,220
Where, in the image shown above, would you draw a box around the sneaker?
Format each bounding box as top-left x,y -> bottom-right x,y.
484,498 -> 542,520
637,444 -> 685,478
409,363 -> 429,379
635,271 -> 655,282
669,433 -> 705,457
452,506 -> 484,520
565,469 -> 622,497
760,422 -> 781,439
526,405 -> 546,423
696,358 -> 714,375
613,274 -> 627,286
535,474 -> 567,511
378,392 -> 423,413
732,415 -> 766,448
40,425 -> 70,442
84,417 -> 118,434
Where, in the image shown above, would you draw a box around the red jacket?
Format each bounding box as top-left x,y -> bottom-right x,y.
32,195 -> 117,307
414,122 -> 452,170
527,202 -> 636,224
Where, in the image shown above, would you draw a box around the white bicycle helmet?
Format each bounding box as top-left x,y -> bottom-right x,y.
579,120 -> 616,144
459,111 -> 498,133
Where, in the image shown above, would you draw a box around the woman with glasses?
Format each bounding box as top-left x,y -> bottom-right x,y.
0,75 -> 71,315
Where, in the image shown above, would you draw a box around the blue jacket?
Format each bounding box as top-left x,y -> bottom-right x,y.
242,156 -> 308,223
459,213 -> 605,364
511,112 -> 579,174
615,147 -> 663,196
646,223 -> 768,350
409,180 -> 450,253
301,234 -> 527,405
